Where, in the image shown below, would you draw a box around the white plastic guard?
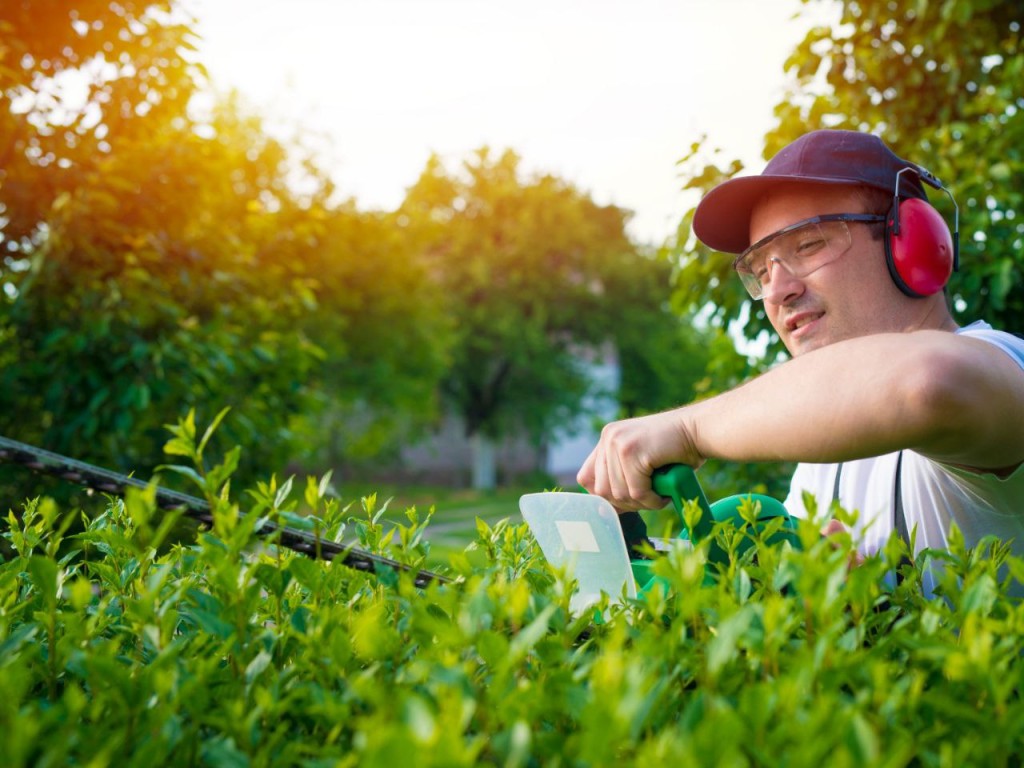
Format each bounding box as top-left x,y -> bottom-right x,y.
519,492 -> 637,614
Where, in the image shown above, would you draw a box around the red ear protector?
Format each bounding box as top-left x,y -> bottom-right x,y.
885,165 -> 960,298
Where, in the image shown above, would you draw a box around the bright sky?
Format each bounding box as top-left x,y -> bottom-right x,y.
189,0 -> 832,245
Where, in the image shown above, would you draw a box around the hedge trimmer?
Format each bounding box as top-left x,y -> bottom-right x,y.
0,435 -> 799,603
520,465 -> 798,613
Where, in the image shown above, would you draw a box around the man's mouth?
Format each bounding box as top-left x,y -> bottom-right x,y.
785,311 -> 824,334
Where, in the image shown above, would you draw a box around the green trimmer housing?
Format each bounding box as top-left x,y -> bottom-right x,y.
630,464 -> 800,594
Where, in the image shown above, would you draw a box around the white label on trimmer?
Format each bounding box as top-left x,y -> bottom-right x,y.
555,520 -> 600,553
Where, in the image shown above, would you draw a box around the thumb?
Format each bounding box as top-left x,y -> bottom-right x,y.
821,519 -> 847,537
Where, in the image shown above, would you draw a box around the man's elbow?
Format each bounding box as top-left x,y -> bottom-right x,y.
903,341 -> 1024,466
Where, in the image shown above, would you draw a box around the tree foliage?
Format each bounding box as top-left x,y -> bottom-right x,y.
401,149 -> 626,443
671,0 -> 1024,356
6,99 -> 312,466
292,205 -> 452,470
0,2 -> 449,484
0,1 -> 717,493
0,1 -> 202,242
609,254 -> 713,420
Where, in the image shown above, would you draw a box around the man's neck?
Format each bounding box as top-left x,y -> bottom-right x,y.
911,298 -> 958,334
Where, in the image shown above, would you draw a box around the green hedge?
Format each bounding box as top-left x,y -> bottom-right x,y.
3,425 -> 1024,766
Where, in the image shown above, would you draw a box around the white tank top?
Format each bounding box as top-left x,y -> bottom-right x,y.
783,321 -> 1024,592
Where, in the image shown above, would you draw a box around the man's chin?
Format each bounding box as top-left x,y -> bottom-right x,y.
783,314 -> 831,356
785,331 -> 830,357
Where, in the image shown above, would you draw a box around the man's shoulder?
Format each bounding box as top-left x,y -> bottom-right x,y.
955,320 -> 1024,368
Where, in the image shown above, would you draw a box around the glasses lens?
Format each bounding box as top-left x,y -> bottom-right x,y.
736,220 -> 853,299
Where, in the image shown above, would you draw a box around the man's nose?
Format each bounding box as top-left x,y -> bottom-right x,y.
761,258 -> 805,305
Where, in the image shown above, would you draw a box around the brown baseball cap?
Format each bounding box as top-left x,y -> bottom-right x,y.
692,129 -> 930,254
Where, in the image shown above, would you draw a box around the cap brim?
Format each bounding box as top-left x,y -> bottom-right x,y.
692,174 -> 870,255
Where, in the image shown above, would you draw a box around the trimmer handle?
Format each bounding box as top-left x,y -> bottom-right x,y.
650,463 -> 714,543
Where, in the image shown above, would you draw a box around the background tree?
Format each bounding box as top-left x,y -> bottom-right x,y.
0,2 -> 450,492
606,253 -> 713,420
291,205 -> 452,476
401,148 -> 711,489
0,92 -> 330,479
1,0 -> 213,482
0,1 -> 201,242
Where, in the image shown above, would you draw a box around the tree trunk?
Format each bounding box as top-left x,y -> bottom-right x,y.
469,433 -> 497,490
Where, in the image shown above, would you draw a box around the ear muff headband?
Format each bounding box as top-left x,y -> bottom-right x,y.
885,166 -> 960,298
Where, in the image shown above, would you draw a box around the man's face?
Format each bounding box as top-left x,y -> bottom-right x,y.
748,185 -> 911,357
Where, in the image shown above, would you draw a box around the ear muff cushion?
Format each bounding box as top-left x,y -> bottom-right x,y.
885,197 -> 954,297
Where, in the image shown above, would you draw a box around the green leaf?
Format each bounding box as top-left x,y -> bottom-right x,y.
200,737 -> 250,768
157,464 -> 206,492
274,476 -> 295,510
163,410 -> 198,459
245,650 -> 273,687
288,556 -> 322,592
206,446 -> 242,494
508,604 -> 556,661
706,606 -> 755,676
197,406 -> 232,457
476,630 -> 510,667
27,556 -> 59,609
960,574 -> 997,616
254,563 -> 293,598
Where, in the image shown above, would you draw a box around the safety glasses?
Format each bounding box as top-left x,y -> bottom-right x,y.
734,213 -> 886,300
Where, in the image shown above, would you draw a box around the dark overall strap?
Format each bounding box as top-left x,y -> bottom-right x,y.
832,462 -> 844,506
893,451 -> 909,544
892,450 -> 914,584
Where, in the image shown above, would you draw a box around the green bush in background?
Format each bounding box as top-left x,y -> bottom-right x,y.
3,418 -> 1024,767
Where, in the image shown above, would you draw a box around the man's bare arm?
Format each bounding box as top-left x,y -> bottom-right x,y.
578,331 -> 1024,510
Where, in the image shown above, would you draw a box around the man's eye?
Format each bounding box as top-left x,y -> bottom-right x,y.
795,237 -> 827,255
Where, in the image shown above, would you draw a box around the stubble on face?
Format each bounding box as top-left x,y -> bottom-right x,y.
748,185 -> 908,357
750,186 -> 848,356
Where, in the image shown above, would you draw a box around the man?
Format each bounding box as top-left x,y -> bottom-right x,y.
578,130 -> 1024,578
